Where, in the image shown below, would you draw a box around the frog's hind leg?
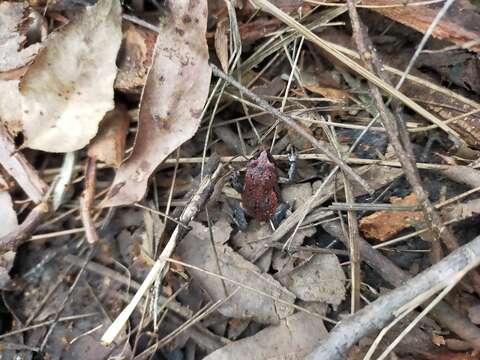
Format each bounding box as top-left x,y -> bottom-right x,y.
230,201 -> 248,232
270,202 -> 290,229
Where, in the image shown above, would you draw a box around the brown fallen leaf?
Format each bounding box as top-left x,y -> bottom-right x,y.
115,23 -> 156,93
204,304 -> 328,360
104,0 -> 212,207
359,193 -> 423,242
18,0 -> 122,152
177,221 -> 296,324
88,107 -> 130,168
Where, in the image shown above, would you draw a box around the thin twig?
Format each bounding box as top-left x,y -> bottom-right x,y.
80,156 -> 99,244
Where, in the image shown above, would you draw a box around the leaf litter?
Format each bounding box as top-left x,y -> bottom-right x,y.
1,0 -> 480,359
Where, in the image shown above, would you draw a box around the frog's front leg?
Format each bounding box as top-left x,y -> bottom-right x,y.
270,202 -> 290,229
278,150 -> 298,185
230,170 -> 244,193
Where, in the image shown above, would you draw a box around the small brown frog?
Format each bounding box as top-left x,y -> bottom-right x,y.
231,149 -> 297,231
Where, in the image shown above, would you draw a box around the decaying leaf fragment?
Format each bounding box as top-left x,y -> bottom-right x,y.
0,2 -> 42,73
104,0 -> 212,207
88,107 -> 130,168
0,3 -> 42,133
18,0 -> 122,152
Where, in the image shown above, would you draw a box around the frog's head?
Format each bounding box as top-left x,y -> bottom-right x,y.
248,150 -> 275,173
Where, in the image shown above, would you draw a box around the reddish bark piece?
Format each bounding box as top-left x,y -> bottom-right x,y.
363,0 -> 480,52
359,193 -> 423,242
104,0 -> 211,207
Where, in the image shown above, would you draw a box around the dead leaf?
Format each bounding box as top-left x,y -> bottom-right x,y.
0,2 -> 42,73
359,193 -> 423,242
0,175 -> 18,288
281,182 -> 313,211
88,107 -> 130,168
215,17 -> 229,72
0,80 -> 23,133
231,221 -> 273,271
271,229 -> 315,273
0,3 -> 41,134
177,221 -> 296,324
17,0 -> 122,152
204,304 -> 328,360
104,0 -> 212,207
277,254 -> 346,305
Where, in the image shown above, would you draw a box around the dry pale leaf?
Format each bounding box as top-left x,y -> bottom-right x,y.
277,254 -> 346,305
271,227 -> 316,273
204,304 -> 328,360
0,175 -> 18,288
177,221 -> 296,324
0,80 -> 23,133
231,221 -> 272,263
0,2 -> 42,73
18,0 -> 122,152
281,182 -> 313,210
0,3 -> 41,134
103,0 -> 212,207
88,107 -> 130,168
